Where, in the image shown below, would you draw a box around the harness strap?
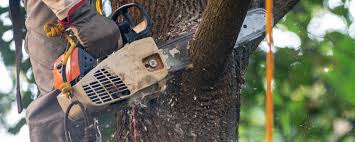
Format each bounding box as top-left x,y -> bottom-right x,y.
43,22 -> 77,97
95,0 -> 103,15
9,0 -> 25,114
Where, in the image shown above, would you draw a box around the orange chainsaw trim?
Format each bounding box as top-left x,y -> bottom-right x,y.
53,48 -> 81,90
265,0 -> 274,141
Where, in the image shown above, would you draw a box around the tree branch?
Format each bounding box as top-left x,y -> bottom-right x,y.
187,0 -> 252,86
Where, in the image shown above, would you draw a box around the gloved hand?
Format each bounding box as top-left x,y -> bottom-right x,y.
63,2 -> 122,59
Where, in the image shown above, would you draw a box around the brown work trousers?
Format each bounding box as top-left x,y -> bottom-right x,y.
25,0 -> 84,141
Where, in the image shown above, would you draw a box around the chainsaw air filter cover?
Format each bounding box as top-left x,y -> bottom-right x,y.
57,37 -> 168,120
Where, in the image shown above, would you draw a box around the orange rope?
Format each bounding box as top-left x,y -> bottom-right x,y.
265,0 -> 274,141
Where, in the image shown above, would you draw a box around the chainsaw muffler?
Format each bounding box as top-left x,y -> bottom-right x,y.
57,37 -> 168,120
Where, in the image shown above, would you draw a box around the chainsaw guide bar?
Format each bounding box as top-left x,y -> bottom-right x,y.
160,8 -> 266,71
235,8 -> 266,47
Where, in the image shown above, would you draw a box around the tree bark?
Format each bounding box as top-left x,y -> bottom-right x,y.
111,0 -> 299,141
186,0 -> 250,86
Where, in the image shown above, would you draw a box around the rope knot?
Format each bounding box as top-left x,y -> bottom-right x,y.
60,82 -> 72,97
43,22 -> 65,37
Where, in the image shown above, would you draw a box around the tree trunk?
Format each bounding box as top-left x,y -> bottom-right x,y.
111,0 -> 299,141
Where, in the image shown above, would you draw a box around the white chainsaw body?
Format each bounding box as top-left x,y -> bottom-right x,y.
57,37 -> 168,120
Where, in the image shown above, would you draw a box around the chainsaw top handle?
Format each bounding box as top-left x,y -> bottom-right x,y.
111,3 -> 152,43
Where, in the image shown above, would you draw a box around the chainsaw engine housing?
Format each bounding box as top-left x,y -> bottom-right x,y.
57,37 -> 168,120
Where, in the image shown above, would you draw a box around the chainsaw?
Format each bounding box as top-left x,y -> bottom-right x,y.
54,3 -> 171,121
53,3 -> 267,121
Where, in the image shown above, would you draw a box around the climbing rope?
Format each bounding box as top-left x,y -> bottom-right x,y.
265,0 -> 274,141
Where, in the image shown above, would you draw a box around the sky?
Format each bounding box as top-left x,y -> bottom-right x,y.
0,0 -> 355,141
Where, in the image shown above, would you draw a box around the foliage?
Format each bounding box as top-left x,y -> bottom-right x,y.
240,0 -> 355,141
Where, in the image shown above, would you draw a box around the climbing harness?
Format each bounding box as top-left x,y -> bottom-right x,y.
265,0 -> 274,141
43,21 -> 101,142
44,22 -> 78,97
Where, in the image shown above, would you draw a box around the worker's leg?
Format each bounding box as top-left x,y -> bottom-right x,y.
24,0 -> 122,140
25,0 -> 83,141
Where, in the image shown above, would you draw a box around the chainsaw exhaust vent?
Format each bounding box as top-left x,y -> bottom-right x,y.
82,68 -> 130,104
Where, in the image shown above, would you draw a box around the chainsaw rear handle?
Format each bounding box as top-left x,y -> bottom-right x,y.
111,3 -> 151,43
